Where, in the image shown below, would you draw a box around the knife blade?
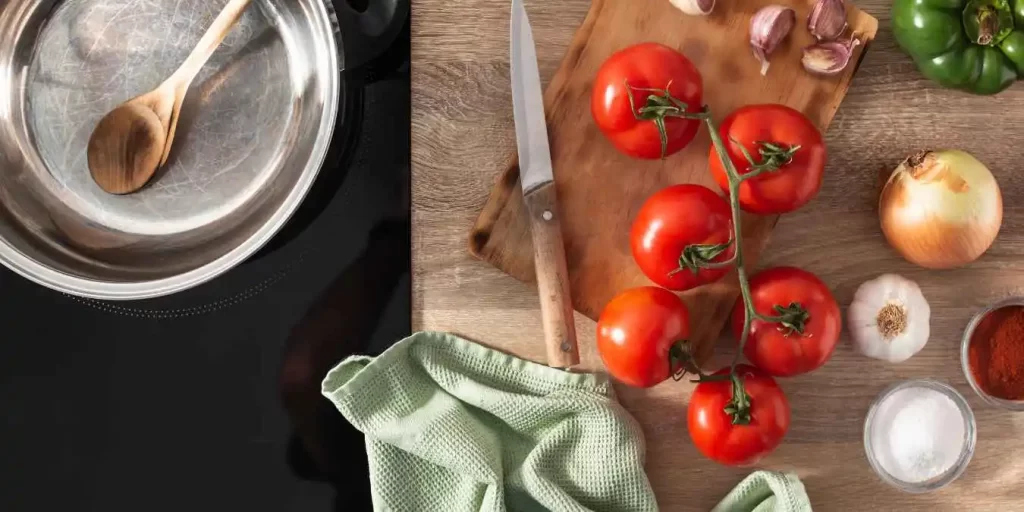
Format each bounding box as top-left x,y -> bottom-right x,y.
510,0 -> 579,368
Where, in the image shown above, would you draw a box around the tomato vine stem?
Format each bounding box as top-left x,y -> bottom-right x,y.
670,342 -> 705,381
723,373 -> 754,425
677,106 -> 786,423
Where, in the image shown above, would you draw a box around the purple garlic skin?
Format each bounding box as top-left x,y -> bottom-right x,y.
802,37 -> 861,76
808,0 -> 848,41
669,0 -> 715,15
750,6 -> 796,76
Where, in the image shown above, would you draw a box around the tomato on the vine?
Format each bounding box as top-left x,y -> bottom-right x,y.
688,365 -> 790,466
733,266 -> 841,377
596,287 -> 690,388
709,104 -> 826,214
591,43 -> 703,159
630,185 -> 734,291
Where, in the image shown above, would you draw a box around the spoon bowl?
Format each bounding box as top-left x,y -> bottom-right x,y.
86,0 -> 253,195
87,103 -> 167,195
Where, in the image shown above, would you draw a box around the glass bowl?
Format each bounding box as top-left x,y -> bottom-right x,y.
961,298 -> 1024,411
863,379 -> 976,493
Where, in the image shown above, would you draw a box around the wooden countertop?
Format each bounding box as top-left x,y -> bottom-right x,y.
411,0 -> 1024,509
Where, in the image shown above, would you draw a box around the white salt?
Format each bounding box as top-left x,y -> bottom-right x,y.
869,386 -> 967,483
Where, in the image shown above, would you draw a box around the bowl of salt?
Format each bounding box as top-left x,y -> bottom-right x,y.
863,379 -> 976,493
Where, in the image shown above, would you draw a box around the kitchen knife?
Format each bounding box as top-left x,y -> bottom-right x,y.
510,0 -> 580,368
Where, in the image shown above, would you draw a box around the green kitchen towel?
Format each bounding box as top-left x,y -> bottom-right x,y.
713,471 -> 811,512
321,331 -> 657,512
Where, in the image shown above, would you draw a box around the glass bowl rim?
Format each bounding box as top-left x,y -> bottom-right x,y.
862,379 -> 977,493
960,297 -> 1024,411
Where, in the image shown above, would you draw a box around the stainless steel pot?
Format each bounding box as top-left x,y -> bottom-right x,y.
0,0 -> 405,299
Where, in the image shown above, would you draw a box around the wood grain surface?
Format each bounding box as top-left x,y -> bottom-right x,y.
468,0 -> 877,366
411,0 -> 1024,509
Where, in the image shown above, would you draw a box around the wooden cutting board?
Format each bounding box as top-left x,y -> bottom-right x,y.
469,0 -> 877,363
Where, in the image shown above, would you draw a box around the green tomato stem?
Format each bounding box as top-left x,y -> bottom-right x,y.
732,138 -> 801,174
666,109 -> 761,425
692,254 -> 739,270
625,80 -> 693,159
667,238 -> 736,277
723,372 -> 753,425
699,114 -> 758,374
668,341 -> 689,381
671,342 -> 707,381
769,302 -> 811,336
677,107 -> 774,423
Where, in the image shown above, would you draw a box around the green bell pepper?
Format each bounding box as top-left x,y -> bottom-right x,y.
892,0 -> 1024,94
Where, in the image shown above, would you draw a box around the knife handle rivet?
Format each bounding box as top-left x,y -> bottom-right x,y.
561,340 -> 571,352
542,210 -> 553,221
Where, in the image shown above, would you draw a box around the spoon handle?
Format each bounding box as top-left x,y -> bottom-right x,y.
171,0 -> 253,87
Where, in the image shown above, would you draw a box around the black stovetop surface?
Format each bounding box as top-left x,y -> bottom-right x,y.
0,54 -> 409,511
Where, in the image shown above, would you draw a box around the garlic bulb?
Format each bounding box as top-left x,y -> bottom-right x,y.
848,274 -> 930,363
670,0 -> 715,15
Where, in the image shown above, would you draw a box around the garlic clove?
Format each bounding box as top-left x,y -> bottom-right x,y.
750,6 -> 796,76
752,47 -> 770,76
801,36 -> 861,75
670,0 -> 715,16
807,0 -> 848,41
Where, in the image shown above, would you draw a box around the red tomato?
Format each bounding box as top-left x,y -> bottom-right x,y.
709,104 -> 826,214
596,287 -> 691,388
630,185 -> 734,291
688,365 -> 790,466
733,266 -> 842,377
591,43 -> 703,159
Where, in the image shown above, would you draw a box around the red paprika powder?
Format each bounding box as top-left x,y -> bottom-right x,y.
969,305 -> 1024,400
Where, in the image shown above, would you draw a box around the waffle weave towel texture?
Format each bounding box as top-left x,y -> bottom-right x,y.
321,331 -> 658,512
712,470 -> 812,512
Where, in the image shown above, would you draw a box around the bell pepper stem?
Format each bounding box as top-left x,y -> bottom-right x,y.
979,6 -> 998,44
963,0 -> 1015,46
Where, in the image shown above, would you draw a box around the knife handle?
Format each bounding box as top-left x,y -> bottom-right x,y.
523,181 -> 580,368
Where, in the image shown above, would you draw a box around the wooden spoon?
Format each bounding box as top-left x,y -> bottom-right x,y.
87,0 -> 253,195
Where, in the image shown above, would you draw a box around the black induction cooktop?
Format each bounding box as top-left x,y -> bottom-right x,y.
0,22 -> 409,512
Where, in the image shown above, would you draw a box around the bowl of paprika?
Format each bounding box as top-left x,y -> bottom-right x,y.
962,298 -> 1024,410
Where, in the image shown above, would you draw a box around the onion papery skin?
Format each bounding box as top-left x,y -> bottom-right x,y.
880,150 -> 1002,269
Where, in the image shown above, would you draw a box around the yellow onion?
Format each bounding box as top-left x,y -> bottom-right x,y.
880,150 -> 1002,269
